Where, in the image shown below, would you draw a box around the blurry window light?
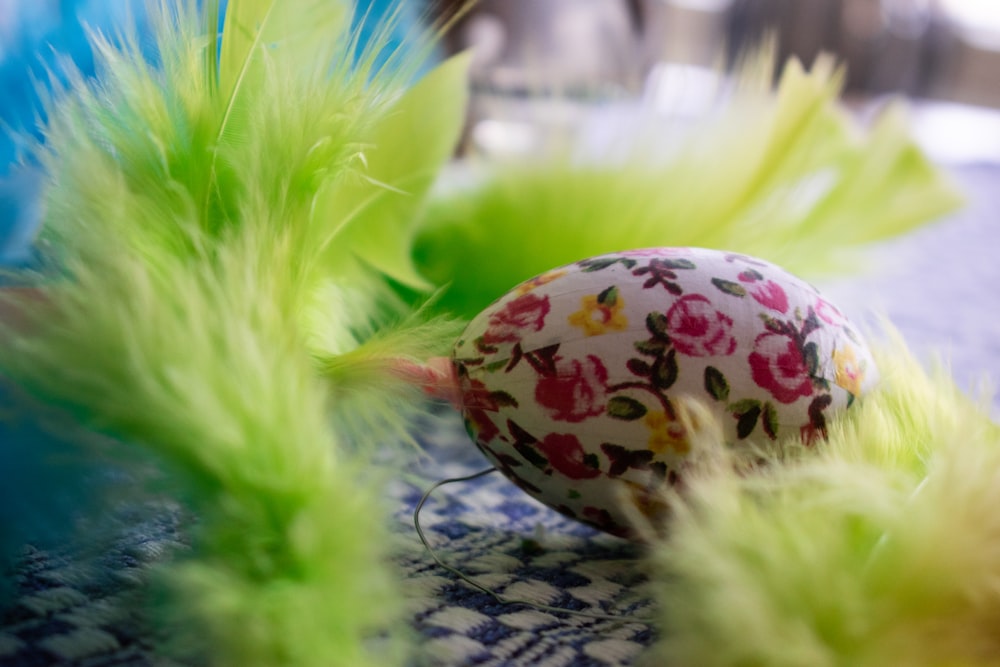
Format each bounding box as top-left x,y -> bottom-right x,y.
662,0 -> 733,12
644,62 -> 722,117
940,0 -> 1000,50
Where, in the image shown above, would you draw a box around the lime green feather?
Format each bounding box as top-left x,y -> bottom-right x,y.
415,54 -> 961,320
646,335 -> 1000,666
315,51 -> 472,289
37,0 -> 467,378
2,0 -> 468,664
4,238 -> 405,667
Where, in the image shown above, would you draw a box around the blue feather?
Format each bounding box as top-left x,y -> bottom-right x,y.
0,1 -> 151,270
0,167 -> 42,269
0,2 -> 148,172
0,0 -> 148,600
0,389 -> 112,602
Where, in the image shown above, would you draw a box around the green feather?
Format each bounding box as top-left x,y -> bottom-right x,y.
316,51 -> 471,289
414,54 -> 961,320
5,240 -> 405,667
2,0 -> 466,664
646,334 -> 1000,666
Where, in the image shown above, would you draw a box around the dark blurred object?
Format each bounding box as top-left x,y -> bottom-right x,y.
727,0 -> 937,96
726,0 -> 1000,108
433,0 -> 1000,109
434,0 -> 647,96
429,0 -> 648,156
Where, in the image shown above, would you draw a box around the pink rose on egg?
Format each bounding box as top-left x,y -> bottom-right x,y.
537,432 -> 601,480
535,354 -> 609,422
749,280 -> 789,314
620,248 -> 691,258
815,297 -> 847,327
748,332 -> 814,404
483,293 -> 551,344
665,294 -> 737,357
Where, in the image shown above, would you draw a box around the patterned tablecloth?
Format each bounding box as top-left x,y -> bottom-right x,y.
1,160 -> 998,666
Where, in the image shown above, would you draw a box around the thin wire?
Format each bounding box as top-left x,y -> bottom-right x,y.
413,467 -> 655,624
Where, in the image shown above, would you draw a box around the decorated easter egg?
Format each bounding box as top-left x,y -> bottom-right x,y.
451,247 -> 877,537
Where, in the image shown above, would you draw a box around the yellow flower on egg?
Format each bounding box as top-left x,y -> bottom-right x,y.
645,410 -> 690,455
568,286 -> 628,336
514,269 -> 567,295
833,346 -> 865,396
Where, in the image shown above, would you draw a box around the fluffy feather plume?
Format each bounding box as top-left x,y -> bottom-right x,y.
414,53 -> 961,320
1,0 -> 467,664
646,333 -> 1000,666
19,0 -> 468,435
5,239 -> 406,666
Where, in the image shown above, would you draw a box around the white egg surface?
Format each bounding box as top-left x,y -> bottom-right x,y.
452,247 -> 877,537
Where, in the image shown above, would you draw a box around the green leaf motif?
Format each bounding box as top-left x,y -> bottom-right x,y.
583,453 -> 600,470
580,258 -> 618,272
635,339 -> 667,356
808,394 -> 833,430
646,312 -> 670,339
761,315 -> 789,335
803,341 -> 820,376
597,285 -> 619,307
663,258 -> 696,270
729,398 -> 761,415
736,405 -> 762,439
508,419 -> 538,445
762,402 -> 779,439
515,442 -> 549,470
607,396 -> 648,421
484,360 -> 507,373
652,349 -> 679,390
627,358 -> 652,377
490,390 -> 519,408
712,278 -> 747,297
704,366 -> 730,401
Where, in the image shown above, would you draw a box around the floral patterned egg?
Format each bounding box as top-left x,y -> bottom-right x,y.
451,247 -> 877,538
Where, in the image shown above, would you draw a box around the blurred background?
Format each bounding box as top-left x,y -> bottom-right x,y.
1,0 -> 998,229
2,0 -> 999,164
427,0 -> 1000,160
428,0 -> 1000,105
